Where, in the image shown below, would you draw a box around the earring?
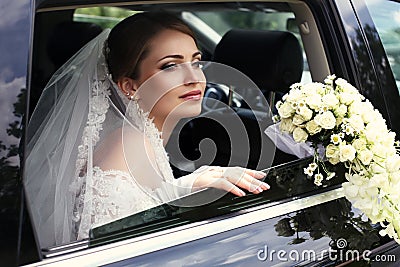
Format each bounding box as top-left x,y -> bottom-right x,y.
125,92 -> 132,99
126,92 -> 138,101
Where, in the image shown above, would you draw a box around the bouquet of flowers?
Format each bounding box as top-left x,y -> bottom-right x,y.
273,74 -> 400,244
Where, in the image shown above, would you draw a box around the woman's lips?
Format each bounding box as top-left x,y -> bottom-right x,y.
179,89 -> 202,101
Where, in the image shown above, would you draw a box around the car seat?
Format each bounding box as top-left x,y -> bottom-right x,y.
194,29 -> 304,169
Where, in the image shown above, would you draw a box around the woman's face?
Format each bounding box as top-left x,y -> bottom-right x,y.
133,29 -> 206,127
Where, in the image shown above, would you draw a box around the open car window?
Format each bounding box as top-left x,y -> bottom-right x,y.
364,0 -> 400,93
27,1 -> 341,256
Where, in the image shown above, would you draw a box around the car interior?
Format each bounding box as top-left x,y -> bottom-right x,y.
28,0 -> 339,253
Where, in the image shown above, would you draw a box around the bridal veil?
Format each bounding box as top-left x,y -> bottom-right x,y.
24,29 -> 113,248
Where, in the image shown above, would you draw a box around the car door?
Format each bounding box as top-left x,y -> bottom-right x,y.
7,0 -> 400,266
0,0 -> 36,266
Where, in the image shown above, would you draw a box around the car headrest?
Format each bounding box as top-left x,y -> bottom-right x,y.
47,21 -> 103,68
213,29 -> 303,94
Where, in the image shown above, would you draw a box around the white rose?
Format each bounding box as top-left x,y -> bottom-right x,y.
348,101 -> 362,116
357,149 -> 373,165
346,115 -> 365,133
365,123 -> 381,143
322,93 -> 339,108
292,114 -> 305,126
305,120 -> 322,135
298,107 -> 313,121
293,127 -> 308,143
328,157 -> 340,165
382,131 -> 396,148
302,83 -> 319,96
352,138 -> 367,150
325,144 -> 339,158
286,89 -> 303,103
336,78 -> 359,94
314,111 -> 336,129
339,143 -> 356,162
334,104 -> 347,117
279,118 -> 296,133
359,100 -> 375,123
338,92 -> 358,105
306,94 -> 322,110
278,102 -> 295,119
370,110 -> 385,125
386,154 -> 400,173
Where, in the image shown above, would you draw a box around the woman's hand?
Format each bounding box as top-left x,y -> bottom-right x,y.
192,166 -> 270,197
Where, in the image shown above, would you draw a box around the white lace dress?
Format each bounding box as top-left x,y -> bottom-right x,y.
70,79 -> 201,240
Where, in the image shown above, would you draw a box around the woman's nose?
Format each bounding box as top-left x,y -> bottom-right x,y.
183,63 -> 202,85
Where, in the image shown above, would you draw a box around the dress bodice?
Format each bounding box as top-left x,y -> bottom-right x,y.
89,167 -> 162,229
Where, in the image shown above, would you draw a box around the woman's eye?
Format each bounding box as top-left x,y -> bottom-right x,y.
160,63 -> 178,71
192,61 -> 203,69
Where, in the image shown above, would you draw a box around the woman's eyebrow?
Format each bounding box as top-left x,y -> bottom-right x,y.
158,55 -> 184,62
192,51 -> 202,58
157,51 -> 202,62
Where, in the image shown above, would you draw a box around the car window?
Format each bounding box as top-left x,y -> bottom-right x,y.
26,1 -> 340,256
74,7 -> 137,28
364,0 -> 400,92
192,11 -> 312,84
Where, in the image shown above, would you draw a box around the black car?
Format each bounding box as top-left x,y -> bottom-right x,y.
1,0 -> 400,266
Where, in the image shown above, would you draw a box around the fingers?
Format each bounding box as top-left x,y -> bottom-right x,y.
242,167 -> 267,179
195,166 -> 271,196
228,173 -> 270,194
219,167 -> 270,194
241,173 -> 270,192
213,178 -> 247,197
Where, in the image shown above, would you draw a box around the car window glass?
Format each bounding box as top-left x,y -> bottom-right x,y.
74,7 -> 137,28
193,11 -> 312,85
26,2 -> 339,254
365,0 -> 400,93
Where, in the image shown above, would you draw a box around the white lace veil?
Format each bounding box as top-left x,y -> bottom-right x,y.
24,29 -> 121,248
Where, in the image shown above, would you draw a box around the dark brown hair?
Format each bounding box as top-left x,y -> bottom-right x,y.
106,12 -> 196,82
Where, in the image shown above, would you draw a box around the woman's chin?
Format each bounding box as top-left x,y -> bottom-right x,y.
172,100 -> 203,119
183,102 -> 203,118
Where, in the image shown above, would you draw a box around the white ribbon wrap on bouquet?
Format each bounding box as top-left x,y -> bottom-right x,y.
264,123 -> 314,159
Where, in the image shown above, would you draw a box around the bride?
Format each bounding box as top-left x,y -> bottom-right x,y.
24,12 -> 270,248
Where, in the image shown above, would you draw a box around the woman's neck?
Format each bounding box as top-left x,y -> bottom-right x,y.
153,116 -> 179,146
